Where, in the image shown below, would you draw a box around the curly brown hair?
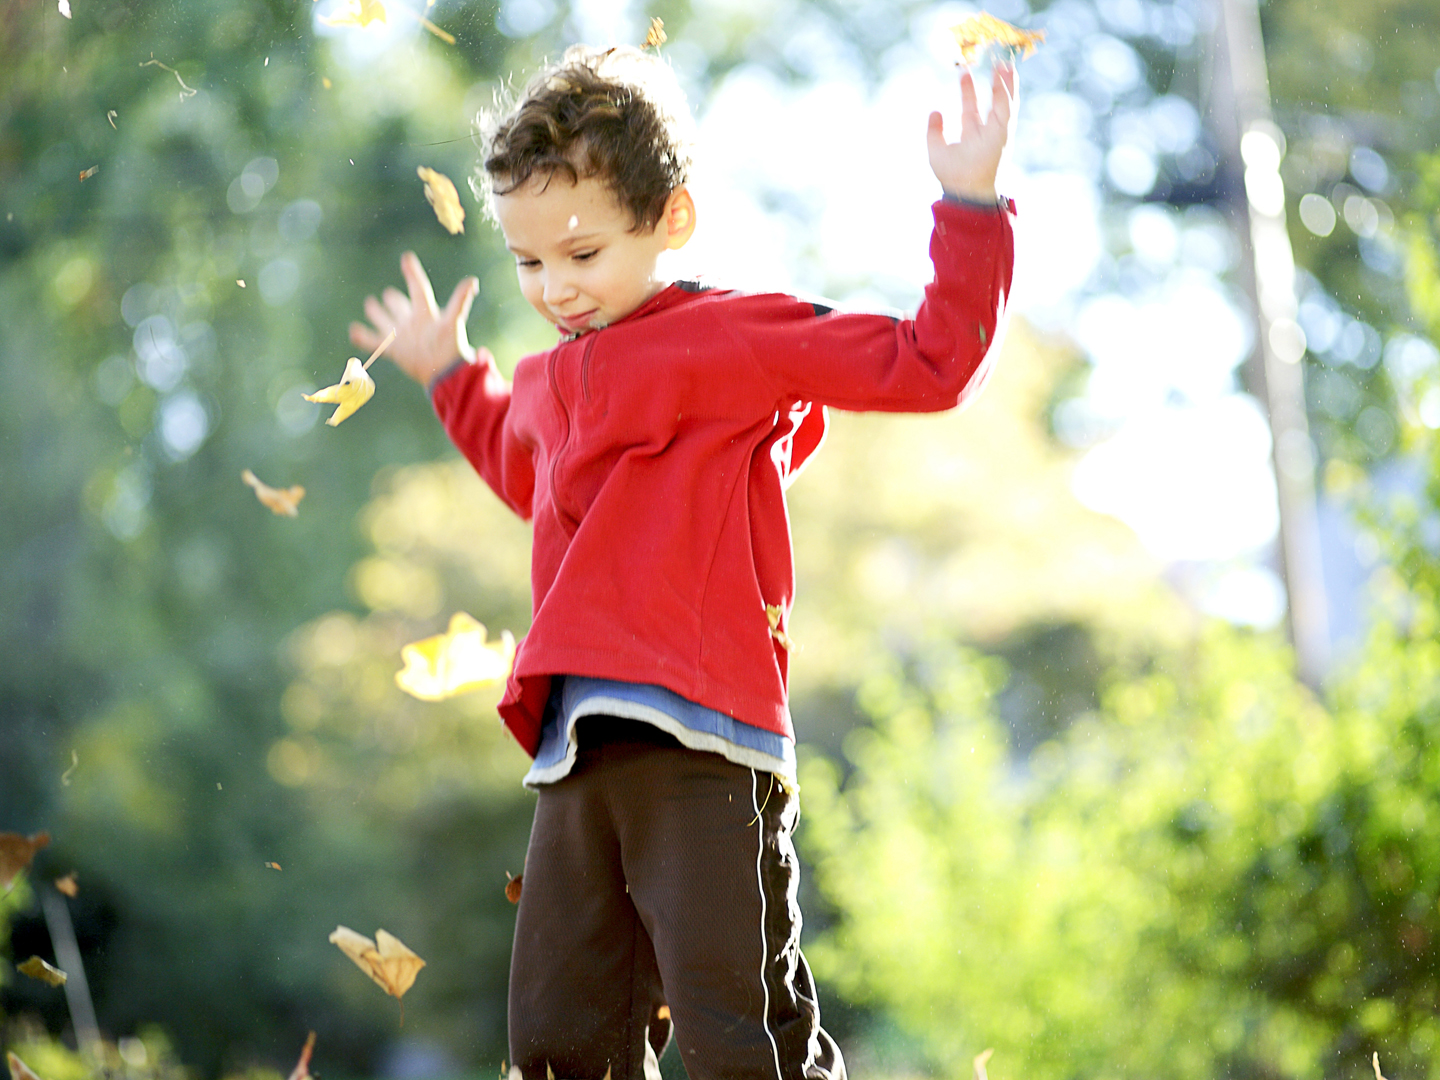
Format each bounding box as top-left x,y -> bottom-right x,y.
473,45 -> 695,233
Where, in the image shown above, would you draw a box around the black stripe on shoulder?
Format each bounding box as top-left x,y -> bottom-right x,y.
675,280 -> 715,293
810,301 -> 834,317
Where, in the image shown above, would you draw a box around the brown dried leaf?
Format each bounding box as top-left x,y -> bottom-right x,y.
79,165 -> 99,181
0,832 -> 50,892
242,470 -> 306,517
949,13 -> 1045,64
329,926 -> 426,1000
54,872 -> 78,897
504,872 -> 522,904
7,1052 -> 45,1080
18,956 -> 67,987
417,167 -> 465,235
641,17 -> 666,50
287,1032 -> 317,1080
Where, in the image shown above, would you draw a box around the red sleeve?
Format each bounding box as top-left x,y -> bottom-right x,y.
430,350 -> 535,520
742,198 -> 1015,413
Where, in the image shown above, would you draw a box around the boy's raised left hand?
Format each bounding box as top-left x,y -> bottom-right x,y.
926,63 -> 1017,204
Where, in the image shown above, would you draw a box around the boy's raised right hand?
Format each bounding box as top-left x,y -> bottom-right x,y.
350,251 -> 480,387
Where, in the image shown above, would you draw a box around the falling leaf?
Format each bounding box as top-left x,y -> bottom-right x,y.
305,330 -> 392,426
764,604 -> 794,653
974,1048 -> 994,1080
1374,1054 -> 1387,1080
287,1032 -> 316,1080
61,749 -> 77,786
395,612 -> 516,702
322,77 -> 332,89
320,0 -> 387,29
948,13 -> 1045,64
54,873 -> 78,897
17,956 -> 67,987
7,1053 -> 45,1080
417,167 -> 464,235
656,1004 -> 670,1020
504,872 -> 522,904
265,861 -> 283,871
242,470 -> 306,517
0,832 -> 50,892
140,56 -> 198,100
57,0 -> 70,17
641,17 -> 666,50
328,926 -> 425,1022
237,279 -> 246,287
79,165 -> 99,181
106,110 -> 118,128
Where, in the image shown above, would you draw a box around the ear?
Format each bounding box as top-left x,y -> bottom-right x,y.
663,186 -> 697,250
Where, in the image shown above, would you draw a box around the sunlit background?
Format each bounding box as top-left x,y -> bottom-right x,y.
5,0 -> 1440,1075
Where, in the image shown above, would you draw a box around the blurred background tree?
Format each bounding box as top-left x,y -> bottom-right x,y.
3,0 -> 1440,1076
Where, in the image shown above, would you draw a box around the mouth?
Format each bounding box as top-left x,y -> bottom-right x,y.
555,310 -> 599,333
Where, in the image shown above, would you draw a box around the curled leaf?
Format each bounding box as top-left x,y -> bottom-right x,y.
949,13 -> 1044,64
320,0 -> 387,28
0,832 -> 50,892
641,17 -> 666,50
1374,1054 -> 1387,1080
54,872 -> 78,897
329,926 -> 426,1001
287,1032 -> 317,1080
304,357 -> 375,426
417,167 -> 464,235
396,613 -> 515,701
504,872 -> 522,904
764,604 -> 794,653
18,956 -> 67,987
242,470 -> 306,516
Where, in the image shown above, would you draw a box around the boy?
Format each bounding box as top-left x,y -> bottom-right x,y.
351,43 -> 1016,1080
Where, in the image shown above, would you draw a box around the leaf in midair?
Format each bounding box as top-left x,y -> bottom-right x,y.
329,926 -> 426,1001
504,872 -> 522,904
764,604 -> 794,653
417,167 -> 465,235
948,13 -> 1044,64
395,613 -> 515,701
0,832 -> 50,892
641,17 -> 665,50
54,872 -> 78,897
7,1052 -> 45,1080
287,1032 -> 317,1080
17,956 -> 67,987
304,357 -> 375,426
242,470 -> 306,516
320,0 -> 387,28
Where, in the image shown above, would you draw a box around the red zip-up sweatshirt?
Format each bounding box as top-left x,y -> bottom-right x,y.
432,197 -> 1015,757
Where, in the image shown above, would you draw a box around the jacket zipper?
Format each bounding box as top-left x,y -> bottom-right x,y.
580,331 -> 598,404
547,340 -> 578,533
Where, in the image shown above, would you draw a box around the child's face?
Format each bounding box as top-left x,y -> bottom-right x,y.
494,173 -> 675,336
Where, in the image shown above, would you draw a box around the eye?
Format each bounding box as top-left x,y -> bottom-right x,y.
515,257 -> 540,270
573,249 -> 598,262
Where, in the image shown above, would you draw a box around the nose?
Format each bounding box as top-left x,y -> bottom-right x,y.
542,269 -> 576,308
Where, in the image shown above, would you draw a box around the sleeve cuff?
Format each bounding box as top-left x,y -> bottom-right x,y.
940,192 -> 1015,213
428,357 -> 472,398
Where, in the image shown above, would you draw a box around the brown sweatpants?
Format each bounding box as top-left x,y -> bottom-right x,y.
508,718 -> 846,1080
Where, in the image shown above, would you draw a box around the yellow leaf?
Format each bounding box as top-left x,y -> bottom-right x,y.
17,956 -> 67,987
949,13 -> 1045,64
320,0 -> 387,28
0,831 -> 49,893
395,612 -> 515,701
764,604 -> 794,653
974,1048 -> 995,1080
304,356 -> 375,426
242,470 -> 306,516
7,1052 -> 45,1080
328,925 -> 426,1000
417,167 -> 465,235
641,16 -> 666,50
54,872 -> 78,897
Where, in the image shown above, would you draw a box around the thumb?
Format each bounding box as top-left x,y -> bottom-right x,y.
445,276 -> 480,325
926,110 -> 946,153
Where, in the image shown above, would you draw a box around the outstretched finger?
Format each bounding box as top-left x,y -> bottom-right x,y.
443,275 -> 480,327
350,320 -> 385,352
989,64 -> 1014,130
363,294 -> 393,331
958,67 -> 981,133
381,285 -> 412,324
400,250 -> 439,314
